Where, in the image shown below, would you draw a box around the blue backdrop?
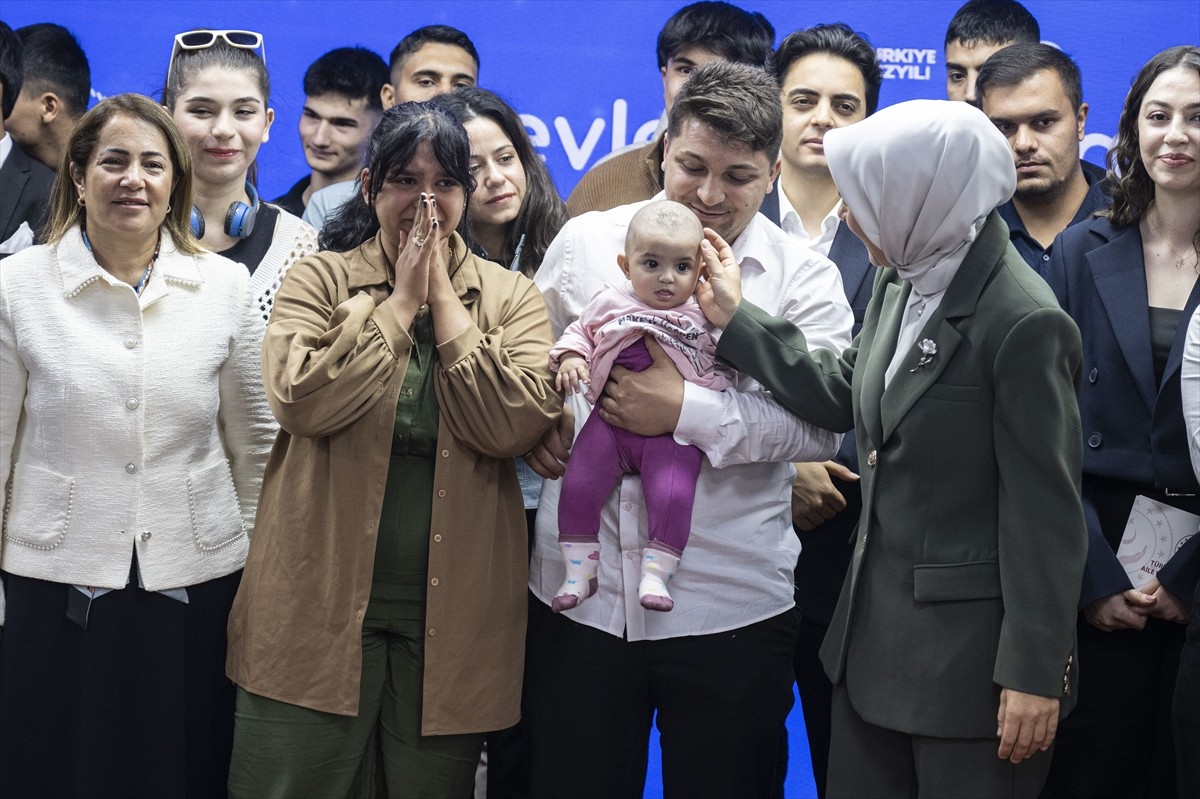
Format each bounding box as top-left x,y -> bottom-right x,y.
2,0 -> 1196,202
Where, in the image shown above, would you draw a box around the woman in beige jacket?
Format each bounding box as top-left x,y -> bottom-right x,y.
226,101 -> 561,798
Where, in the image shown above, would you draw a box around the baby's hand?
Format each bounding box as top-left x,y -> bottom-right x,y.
556,355 -> 590,395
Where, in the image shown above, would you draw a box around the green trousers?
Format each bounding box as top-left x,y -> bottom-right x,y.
228,605 -> 483,799
229,453 -> 481,798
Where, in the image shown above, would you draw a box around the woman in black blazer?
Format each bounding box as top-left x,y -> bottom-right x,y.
1042,45 -> 1200,799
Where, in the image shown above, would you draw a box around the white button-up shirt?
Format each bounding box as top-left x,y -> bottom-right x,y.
532,196 -> 854,640
776,182 -> 840,259
1184,305 -> 1200,483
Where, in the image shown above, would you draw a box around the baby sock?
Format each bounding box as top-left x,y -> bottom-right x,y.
552,540 -> 600,613
638,548 -> 681,612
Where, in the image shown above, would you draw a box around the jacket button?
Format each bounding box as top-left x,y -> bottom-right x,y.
433,534 -> 443,543
1087,433 -> 1102,448
428,628 -> 436,637
125,462 -> 137,474
1088,368 -> 1098,383
441,450 -> 449,458
141,531 -> 151,541
124,337 -> 137,349
437,489 -> 446,498
867,450 -> 877,467
126,398 -> 139,410
430,577 -> 439,586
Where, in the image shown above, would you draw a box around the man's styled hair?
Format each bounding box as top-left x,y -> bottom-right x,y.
16,23 -> 91,119
773,23 -> 883,115
667,60 -> 782,156
945,0 -> 1040,48
304,47 -> 389,112
656,1 -> 775,70
0,21 -> 23,120
976,43 -> 1083,113
388,25 -> 479,74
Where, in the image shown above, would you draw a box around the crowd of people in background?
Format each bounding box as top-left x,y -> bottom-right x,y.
0,1 -> 1197,798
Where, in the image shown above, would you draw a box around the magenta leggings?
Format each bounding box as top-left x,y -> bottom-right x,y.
557,340 -> 704,554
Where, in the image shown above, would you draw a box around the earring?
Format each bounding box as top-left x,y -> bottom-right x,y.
77,196 -> 86,207
166,204 -> 172,213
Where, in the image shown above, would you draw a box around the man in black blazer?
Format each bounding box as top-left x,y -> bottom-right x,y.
765,23 -> 881,799
0,22 -> 53,261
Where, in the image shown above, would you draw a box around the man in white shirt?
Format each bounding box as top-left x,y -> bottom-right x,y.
524,60 -> 853,798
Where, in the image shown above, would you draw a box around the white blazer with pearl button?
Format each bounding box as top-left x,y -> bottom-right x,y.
0,226 -> 277,623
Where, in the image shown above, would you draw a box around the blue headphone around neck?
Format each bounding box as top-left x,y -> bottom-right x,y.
189,182 -> 260,239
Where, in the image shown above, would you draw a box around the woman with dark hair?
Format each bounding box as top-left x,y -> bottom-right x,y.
1041,45 -> 1200,799
225,101 -> 561,797
433,87 -> 568,276
0,93 -> 275,797
163,29 -> 317,322
434,87 -> 570,529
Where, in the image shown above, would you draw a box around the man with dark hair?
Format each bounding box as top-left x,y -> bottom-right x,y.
0,21 -> 54,260
765,24 -> 881,798
303,27 -> 479,231
8,23 -> 90,171
380,24 -> 478,109
565,1 -> 775,216
978,43 -> 1109,272
944,0 -> 1039,103
273,47 -> 389,217
526,60 -> 853,798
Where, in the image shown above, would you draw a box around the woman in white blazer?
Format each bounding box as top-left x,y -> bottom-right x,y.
0,93 -> 276,798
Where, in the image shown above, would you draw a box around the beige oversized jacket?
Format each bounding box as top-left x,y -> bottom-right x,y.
226,232 -> 560,734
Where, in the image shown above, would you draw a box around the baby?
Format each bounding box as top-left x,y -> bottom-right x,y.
550,200 -> 735,613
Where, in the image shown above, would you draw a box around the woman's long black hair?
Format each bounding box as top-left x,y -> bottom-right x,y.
433,88 -> 567,276
320,102 -> 476,253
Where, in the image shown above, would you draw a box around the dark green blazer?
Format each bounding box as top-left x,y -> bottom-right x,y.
717,212 -> 1087,738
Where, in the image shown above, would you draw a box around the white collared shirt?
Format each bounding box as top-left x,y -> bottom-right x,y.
0,133 -> 36,256
1184,305 -> 1200,483
531,196 -> 853,640
776,180 -> 840,258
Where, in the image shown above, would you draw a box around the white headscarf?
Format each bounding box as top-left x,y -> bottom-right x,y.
824,99 -> 1016,295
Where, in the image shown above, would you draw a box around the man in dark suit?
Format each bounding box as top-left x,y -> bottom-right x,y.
698,99 -> 1087,798
8,23 -> 90,173
762,23 -> 880,799
977,43 -> 1110,273
0,21 -> 54,261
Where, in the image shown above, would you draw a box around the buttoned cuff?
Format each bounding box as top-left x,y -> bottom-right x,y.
674,381 -> 724,449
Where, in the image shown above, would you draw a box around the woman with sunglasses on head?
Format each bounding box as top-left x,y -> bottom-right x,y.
0,94 -> 275,798
163,29 -> 317,322
224,101 -> 561,798
1040,46 -> 1200,799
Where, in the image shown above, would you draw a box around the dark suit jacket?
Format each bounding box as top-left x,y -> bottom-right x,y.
718,212 -> 1087,738
763,183 -> 876,624
1044,216 -> 1200,607
0,144 -> 54,260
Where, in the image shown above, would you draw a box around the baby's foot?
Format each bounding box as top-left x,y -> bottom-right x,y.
552,541 -> 600,613
638,548 -> 680,612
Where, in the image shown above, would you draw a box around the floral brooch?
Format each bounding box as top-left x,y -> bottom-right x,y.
910,338 -> 937,372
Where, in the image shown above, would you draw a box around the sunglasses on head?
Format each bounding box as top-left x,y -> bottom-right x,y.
166,30 -> 266,100
174,29 -> 264,58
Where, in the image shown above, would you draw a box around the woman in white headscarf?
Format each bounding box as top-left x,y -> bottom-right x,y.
697,99 -> 1088,799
